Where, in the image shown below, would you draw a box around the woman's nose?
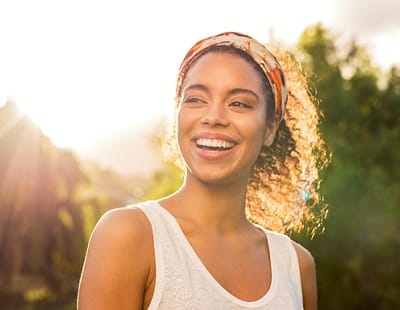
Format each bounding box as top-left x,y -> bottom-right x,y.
200,102 -> 230,127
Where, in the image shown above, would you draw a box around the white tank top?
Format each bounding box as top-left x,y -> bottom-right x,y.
132,200 -> 303,309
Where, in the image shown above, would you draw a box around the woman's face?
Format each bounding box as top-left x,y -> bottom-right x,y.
177,51 -> 275,185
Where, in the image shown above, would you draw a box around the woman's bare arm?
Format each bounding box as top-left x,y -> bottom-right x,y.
292,241 -> 318,310
77,207 -> 153,310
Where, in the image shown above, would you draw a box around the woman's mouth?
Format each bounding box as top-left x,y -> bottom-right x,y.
195,138 -> 236,151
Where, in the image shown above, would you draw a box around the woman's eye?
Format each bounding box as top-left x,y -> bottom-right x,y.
230,101 -> 252,109
184,97 -> 205,104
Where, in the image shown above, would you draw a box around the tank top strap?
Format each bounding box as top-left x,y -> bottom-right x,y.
132,200 -> 203,309
258,227 -> 303,306
129,200 -> 170,308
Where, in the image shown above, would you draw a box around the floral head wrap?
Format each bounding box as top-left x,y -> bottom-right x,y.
177,32 -> 288,122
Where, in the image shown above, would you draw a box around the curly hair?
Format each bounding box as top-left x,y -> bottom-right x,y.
162,44 -> 329,236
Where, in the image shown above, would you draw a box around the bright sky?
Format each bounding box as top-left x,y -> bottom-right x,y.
1,0 -> 399,153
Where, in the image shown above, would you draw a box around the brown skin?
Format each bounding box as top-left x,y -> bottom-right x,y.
77,52 -> 317,309
77,208 -> 155,309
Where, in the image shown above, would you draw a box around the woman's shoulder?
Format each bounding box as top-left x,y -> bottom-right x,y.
265,229 -> 317,308
257,226 -> 315,268
290,239 -> 315,271
83,204 -> 155,267
92,204 -> 153,244
78,204 -> 155,309
290,239 -> 318,309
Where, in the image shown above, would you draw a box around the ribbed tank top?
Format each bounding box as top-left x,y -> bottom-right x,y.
132,200 -> 303,309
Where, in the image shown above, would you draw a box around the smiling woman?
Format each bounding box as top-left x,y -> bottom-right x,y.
78,31 -> 329,310
176,51 -> 271,184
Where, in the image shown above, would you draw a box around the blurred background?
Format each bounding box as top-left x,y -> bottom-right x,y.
1,0 -> 399,309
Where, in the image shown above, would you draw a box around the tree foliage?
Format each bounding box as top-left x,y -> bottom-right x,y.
0,101 -> 87,306
293,23 -> 400,309
0,101 -> 138,308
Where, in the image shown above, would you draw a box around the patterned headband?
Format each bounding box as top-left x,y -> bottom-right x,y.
178,32 -> 288,122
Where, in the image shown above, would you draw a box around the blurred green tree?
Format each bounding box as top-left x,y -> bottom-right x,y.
0,101 -> 89,306
294,24 -> 400,309
0,100 -> 147,308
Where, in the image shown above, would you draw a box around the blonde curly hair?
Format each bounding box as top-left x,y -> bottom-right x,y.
163,43 -> 329,236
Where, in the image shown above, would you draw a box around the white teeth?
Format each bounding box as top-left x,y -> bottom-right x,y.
196,138 -> 235,149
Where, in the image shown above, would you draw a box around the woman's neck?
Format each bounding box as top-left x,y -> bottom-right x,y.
160,172 -> 250,233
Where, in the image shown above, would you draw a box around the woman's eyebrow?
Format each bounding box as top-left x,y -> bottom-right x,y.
228,88 -> 260,101
183,85 -> 259,101
183,84 -> 209,93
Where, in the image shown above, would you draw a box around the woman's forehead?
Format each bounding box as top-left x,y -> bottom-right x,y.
181,52 -> 266,95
